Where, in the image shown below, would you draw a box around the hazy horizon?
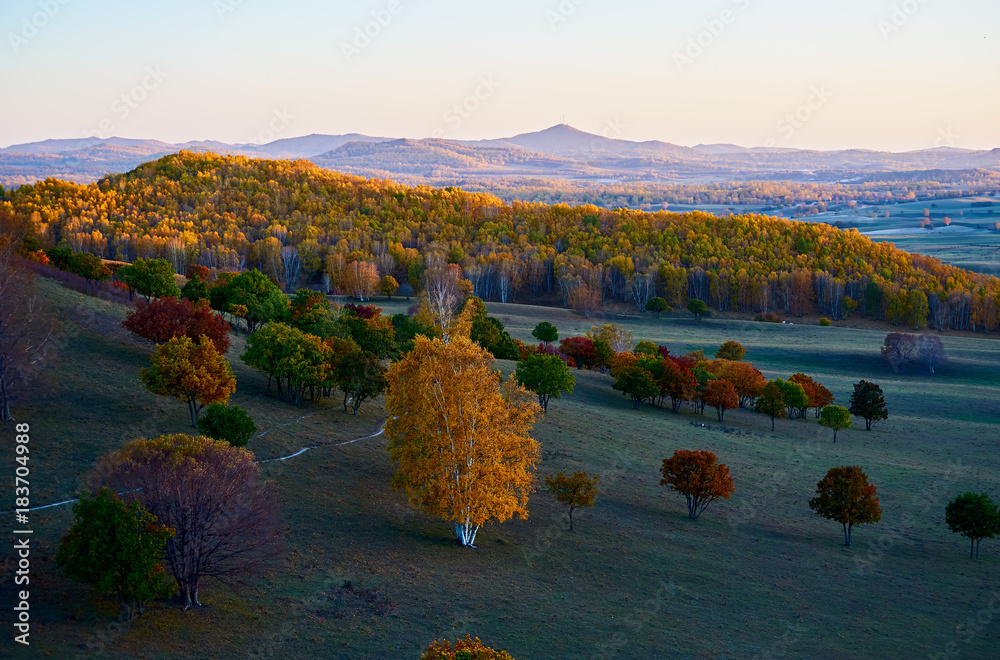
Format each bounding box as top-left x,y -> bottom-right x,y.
2,0 -> 998,151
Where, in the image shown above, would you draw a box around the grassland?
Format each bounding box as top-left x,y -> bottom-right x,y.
3,280 -> 1000,659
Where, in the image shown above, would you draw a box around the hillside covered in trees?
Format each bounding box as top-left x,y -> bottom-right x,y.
4,151 -> 1000,331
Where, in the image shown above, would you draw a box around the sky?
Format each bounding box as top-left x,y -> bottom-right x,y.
1,0 -> 998,151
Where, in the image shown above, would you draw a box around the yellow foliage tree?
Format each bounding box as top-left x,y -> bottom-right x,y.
343,260 -> 380,301
140,335 -> 236,426
385,335 -> 539,547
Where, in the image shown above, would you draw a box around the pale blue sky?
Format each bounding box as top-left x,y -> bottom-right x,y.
1,0 -> 997,150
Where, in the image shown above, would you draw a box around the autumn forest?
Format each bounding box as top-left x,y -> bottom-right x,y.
3,151 -> 1000,333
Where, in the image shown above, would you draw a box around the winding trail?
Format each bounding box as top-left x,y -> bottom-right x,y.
256,422 -> 386,463
1,417 -> 387,515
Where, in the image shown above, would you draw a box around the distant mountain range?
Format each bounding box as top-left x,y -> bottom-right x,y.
2,123 -> 999,188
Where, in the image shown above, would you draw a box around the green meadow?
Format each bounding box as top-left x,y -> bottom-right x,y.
3,280 -> 1000,659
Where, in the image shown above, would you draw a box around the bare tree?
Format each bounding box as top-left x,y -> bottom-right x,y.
630,269 -> 656,310
918,334 -> 946,374
280,245 -> 301,291
96,434 -> 282,610
881,332 -> 917,373
423,264 -> 462,342
0,224 -> 53,420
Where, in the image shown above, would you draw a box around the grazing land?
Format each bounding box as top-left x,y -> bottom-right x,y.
4,278 -> 1000,659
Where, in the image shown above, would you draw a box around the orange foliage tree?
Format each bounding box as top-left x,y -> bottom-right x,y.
385,335 -> 539,547
808,465 -> 881,547
710,360 -> 765,408
703,379 -> 738,422
789,373 -> 834,417
545,471 -> 599,531
659,450 -> 735,520
344,260 -> 380,301
140,335 -> 236,426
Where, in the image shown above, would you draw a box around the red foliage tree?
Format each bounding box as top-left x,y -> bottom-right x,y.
343,303 -> 380,319
185,264 -> 212,283
662,357 -> 698,412
703,379 -> 739,422
559,336 -> 596,369
122,297 -> 232,353
659,449 -> 735,520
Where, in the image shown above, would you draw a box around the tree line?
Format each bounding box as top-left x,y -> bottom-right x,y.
3,151 -> 1000,331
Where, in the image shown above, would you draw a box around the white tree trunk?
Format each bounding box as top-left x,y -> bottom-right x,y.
455,522 -> 479,547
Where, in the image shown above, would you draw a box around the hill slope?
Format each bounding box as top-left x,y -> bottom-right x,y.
3,150 -> 999,330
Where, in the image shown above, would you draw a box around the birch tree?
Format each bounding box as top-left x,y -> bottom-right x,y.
385,335 -> 539,547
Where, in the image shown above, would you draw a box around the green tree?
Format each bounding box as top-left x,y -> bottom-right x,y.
545,471 -> 599,531
818,405 -> 852,442
687,298 -> 710,320
515,353 -> 575,413
808,465 -> 882,547
945,492 -> 1000,559
380,274 -> 399,299
241,323 -> 330,404
43,245 -> 73,270
391,313 -> 438,354
531,321 -> 558,345
775,378 -> 809,419
339,308 -> 398,359
227,269 -> 290,334
335,351 -> 387,415
754,381 -> 787,431
56,488 -> 173,621
117,258 -> 180,302
714,340 -> 746,361
208,271 -> 236,315
196,403 -> 257,447
181,274 -> 210,303
471,315 -> 519,360
633,340 -> 660,356
645,296 -> 671,316
613,365 -> 659,410
288,289 -> 339,338
848,380 -> 889,430
68,251 -> 109,295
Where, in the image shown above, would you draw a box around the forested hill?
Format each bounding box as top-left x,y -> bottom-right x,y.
3,151 -> 999,331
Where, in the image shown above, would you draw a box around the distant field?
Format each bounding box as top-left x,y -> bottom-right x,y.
667,195 -> 1000,275
3,282 -> 1000,659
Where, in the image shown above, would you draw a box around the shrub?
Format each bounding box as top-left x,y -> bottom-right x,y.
819,317 -> 832,326
196,403 -> 257,447
754,312 -> 783,323
421,635 -> 515,660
